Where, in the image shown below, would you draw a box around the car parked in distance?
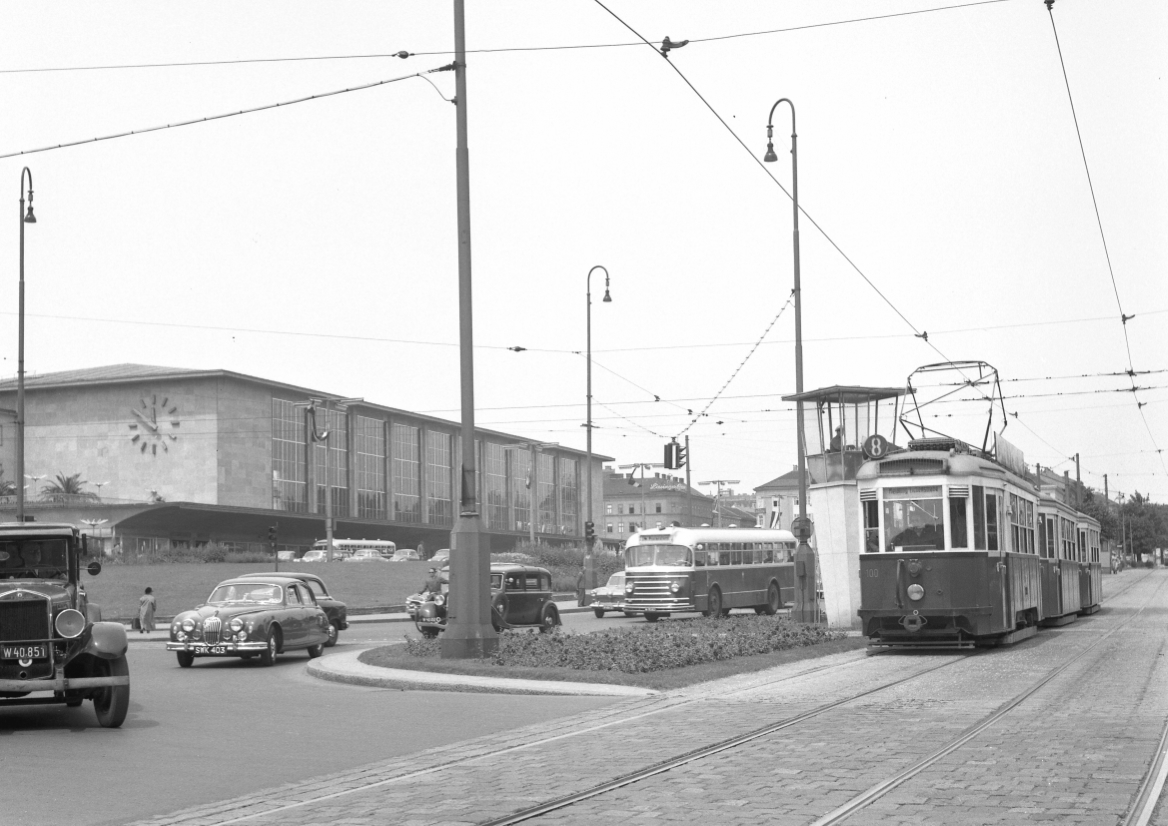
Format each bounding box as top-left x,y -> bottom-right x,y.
237,571 -> 348,647
345,548 -> 387,562
166,576 -> 331,667
390,549 -> 421,562
590,571 -> 637,618
428,549 -> 451,564
300,550 -> 327,562
276,550 -> 296,561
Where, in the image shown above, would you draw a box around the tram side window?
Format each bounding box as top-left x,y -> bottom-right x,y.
949,497 -> 968,549
972,486 -> 986,549
985,491 -> 1000,551
863,500 -> 880,553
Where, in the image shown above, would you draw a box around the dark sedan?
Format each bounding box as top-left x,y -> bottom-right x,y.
166,576 -> 331,667
237,571 -> 348,647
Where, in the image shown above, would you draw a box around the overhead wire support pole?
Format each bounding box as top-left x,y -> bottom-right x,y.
443,0 -> 497,659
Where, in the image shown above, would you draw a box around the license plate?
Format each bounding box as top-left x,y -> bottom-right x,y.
192,644 -> 228,654
2,644 -> 48,659
419,618 -> 443,626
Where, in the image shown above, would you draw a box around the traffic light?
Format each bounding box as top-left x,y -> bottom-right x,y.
664,441 -> 679,469
267,525 -> 278,544
584,521 -> 596,543
676,443 -> 687,469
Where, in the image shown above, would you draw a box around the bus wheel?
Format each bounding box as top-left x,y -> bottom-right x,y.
707,587 -> 725,618
761,582 -> 781,616
644,613 -> 660,623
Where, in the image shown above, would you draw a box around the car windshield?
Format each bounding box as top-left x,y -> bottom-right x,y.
606,573 -> 625,588
0,539 -> 69,579
625,544 -> 693,568
207,584 -> 284,604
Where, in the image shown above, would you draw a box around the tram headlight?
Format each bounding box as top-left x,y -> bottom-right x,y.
907,584 -> 925,601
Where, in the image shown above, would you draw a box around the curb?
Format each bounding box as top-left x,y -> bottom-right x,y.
306,648 -> 658,697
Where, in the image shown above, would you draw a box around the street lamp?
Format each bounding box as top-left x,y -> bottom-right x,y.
585,265 -> 612,593
16,167 -> 36,523
618,463 -> 660,537
764,98 -> 816,623
94,481 -> 110,498
298,397 -> 361,562
25,473 -> 45,501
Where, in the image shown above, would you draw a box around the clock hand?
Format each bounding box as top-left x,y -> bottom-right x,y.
131,408 -> 160,433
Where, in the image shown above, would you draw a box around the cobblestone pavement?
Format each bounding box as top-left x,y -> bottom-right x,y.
127,569 -> 1168,826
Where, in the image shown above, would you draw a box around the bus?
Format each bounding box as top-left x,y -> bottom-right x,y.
622,527 -> 797,622
310,539 -> 396,560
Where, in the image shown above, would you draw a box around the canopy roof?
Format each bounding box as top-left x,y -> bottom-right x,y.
781,385 -> 904,404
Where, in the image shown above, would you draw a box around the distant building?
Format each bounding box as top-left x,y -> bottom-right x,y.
754,465 -> 806,530
0,364 -> 607,555
602,467 -> 755,549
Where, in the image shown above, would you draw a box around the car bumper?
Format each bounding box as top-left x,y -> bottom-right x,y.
0,674 -> 129,693
166,640 -> 270,655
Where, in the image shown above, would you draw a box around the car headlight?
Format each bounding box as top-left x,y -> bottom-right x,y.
229,618 -> 244,632
237,629 -> 248,641
434,594 -> 445,606
669,582 -> 681,594
181,618 -> 196,632
907,584 -> 925,601
55,608 -> 86,638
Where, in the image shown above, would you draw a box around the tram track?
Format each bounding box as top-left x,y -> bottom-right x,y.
478,569 -> 1164,826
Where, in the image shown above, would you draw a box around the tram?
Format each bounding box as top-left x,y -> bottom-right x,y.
622,527 -> 796,622
856,361 -> 1103,650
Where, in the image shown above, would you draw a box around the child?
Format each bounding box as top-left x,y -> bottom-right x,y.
138,587 -> 157,634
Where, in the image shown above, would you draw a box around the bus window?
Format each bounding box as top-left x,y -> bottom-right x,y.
763,548 -> 774,564
719,551 -> 731,566
705,551 -> 718,566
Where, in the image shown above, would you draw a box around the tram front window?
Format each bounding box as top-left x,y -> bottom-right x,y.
882,486 -> 945,552
625,544 -> 693,568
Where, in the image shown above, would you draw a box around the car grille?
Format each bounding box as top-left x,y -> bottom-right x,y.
626,577 -> 682,608
203,617 -> 222,644
0,595 -> 50,642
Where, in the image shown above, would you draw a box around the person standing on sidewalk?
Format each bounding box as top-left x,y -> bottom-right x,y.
138,587 -> 157,634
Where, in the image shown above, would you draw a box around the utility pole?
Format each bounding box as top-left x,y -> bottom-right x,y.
685,435 -> 692,528
699,479 -> 740,527
443,0 -> 497,659
1074,453 -> 1081,509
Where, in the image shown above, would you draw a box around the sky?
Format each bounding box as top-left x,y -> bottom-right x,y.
0,0 -> 1163,502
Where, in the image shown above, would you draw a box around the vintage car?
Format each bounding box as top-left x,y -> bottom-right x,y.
300,550 -> 327,562
167,576 -> 331,667
428,549 -> 451,564
0,522 -> 130,728
590,571 -> 638,618
237,571 -> 348,647
412,564 -> 561,637
390,549 -> 421,562
345,548 -> 386,562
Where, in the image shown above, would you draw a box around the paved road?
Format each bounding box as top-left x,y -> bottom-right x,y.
112,568 -> 1168,826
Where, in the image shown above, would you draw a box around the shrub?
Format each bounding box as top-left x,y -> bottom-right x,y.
501,541 -> 623,592
103,542 -> 265,565
403,614 -> 846,673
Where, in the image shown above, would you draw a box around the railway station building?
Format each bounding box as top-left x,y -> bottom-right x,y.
0,364 -> 607,556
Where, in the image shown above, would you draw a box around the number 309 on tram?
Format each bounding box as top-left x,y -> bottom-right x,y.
622,527 -> 797,622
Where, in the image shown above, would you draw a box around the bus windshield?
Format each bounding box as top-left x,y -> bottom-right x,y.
626,544 -> 693,568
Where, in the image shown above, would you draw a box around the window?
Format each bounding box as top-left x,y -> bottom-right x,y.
618,522 -> 624,534
863,500 -> 880,553
272,399 -> 307,513
606,523 -> 613,534
355,416 -> 386,519
313,406 -> 349,517
629,505 -> 636,515
425,430 -> 453,526
606,504 -> 613,514
655,502 -> 662,513
882,486 -> 944,552
484,443 -> 508,530
392,424 -> 421,523
949,496 -> 968,549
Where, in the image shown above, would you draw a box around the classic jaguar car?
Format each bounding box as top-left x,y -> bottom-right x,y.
412,563 -> 561,637
237,571 -> 348,647
167,576 -> 331,667
590,571 -> 638,618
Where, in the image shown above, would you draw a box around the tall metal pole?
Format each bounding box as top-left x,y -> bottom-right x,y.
766,98 -> 816,623
16,168 -> 33,524
323,400 -> 334,562
529,443 -> 537,545
585,266 -> 609,587
685,435 -> 692,527
443,0 -> 497,658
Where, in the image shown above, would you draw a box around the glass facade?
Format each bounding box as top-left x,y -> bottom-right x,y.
484,442 -> 508,530
426,430 -> 453,527
268,402 -> 588,537
272,399 -> 307,512
355,416 -> 386,519
313,407 -> 349,517
392,423 -> 420,523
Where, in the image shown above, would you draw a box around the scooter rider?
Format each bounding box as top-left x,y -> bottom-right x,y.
421,567 -> 443,595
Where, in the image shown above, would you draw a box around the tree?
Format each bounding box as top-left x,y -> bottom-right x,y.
42,472 -> 97,500
1121,493 -> 1168,560
1078,488 -> 1120,542
0,469 -> 14,496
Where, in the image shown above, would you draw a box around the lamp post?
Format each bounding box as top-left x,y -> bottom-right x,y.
298,397 -> 361,561
443,0 -> 497,659
25,474 -> 45,501
16,167 -> 36,523
585,265 -> 612,592
618,463 -> 658,536
765,98 -> 817,623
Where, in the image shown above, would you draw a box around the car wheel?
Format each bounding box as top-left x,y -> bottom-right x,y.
644,613 -> 660,623
259,628 -> 279,667
176,651 -> 195,668
762,582 -> 781,616
92,655 -> 130,729
325,621 -> 339,648
623,611 -> 637,618
593,608 -> 605,619
307,643 -> 323,659
539,606 -> 560,633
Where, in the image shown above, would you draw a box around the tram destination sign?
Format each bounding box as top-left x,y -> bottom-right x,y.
994,433 -> 1026,477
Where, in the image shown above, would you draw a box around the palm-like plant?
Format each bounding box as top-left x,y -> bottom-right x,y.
43,472 -> 96,498
0,470 -> 14,496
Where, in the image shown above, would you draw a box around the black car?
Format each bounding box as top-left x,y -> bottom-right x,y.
412,564 -> 561,637
237,571 -> 348,647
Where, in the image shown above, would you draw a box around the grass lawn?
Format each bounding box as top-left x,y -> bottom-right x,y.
358,635 -> 867,692
82,561 -> 437,620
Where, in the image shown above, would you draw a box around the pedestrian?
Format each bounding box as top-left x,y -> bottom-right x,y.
138,587 -> 157,634
576,568 -> 586,607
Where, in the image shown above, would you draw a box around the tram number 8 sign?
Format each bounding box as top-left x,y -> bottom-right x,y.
862,434 -> 889,459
